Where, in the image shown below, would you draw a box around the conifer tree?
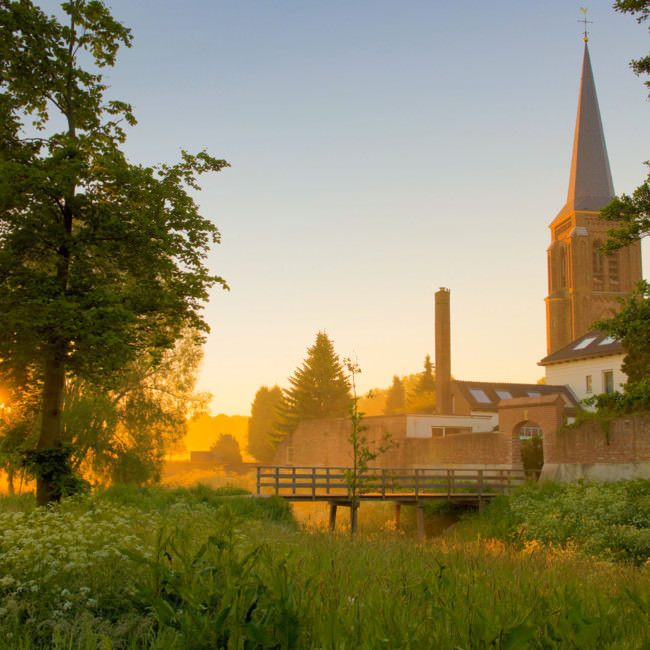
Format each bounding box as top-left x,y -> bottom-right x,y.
384,375 -> 406,415
275,332 -> 351,437
406,355 -> 436,413
247,385 -> 283,463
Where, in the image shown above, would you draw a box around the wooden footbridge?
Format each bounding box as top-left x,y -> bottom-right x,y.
256,466 -> 534,536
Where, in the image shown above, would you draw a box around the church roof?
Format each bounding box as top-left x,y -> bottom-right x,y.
539,330 -> 624,366
555,43 -> 614,221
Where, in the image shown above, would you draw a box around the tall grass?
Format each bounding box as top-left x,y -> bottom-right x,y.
0,484 -> 648,648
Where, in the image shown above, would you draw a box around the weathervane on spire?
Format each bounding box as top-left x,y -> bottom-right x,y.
579,7 -> 592,42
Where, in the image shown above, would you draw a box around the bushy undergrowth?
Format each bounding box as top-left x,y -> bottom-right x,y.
463,479 -> 650,564
100,483 -> 295,525
0,484 -> 649,648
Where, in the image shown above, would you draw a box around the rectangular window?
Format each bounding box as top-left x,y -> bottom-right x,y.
585,375 -> 592,394
603,370 -> 614,394
286,446 -> 294,464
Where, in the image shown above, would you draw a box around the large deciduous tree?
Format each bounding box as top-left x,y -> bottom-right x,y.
0,0 -> 227,503
600,1 -> 650,252
62,330 -> 210,485
595,281 -> 650,385
275,332 -> 351,438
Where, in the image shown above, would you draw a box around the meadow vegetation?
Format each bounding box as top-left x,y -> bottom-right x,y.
0,481 -> 649,648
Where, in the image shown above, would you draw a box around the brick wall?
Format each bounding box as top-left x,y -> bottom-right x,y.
272,414 -> 517,468
545,416 -> 650,465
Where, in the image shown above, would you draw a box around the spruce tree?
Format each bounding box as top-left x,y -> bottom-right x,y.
275,332 -> 351,437
406,355 -> 436,413
247,385 -> 283,463
384,375 -> 406,415
416,355 -> 436,393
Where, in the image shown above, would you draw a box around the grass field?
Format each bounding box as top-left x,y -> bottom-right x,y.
0,482 -> 648,648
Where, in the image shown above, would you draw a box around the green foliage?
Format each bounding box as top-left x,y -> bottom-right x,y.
63,331 -> 210,486
210,434 -> 243,468
383,374 -> 406,415
595,280 -> 650,386
600,167 -> 650,252
247,385 -> 283,463
465,479 -> 650,565
406,354 -> 436,413
520,435 -> 544,472
344,359 -> 396,534
0,0 -> 227,503
587,377 -> 650,415
614,0 -> 650,94
0,488 -> 650,647
22,445 -> 91,500
274,332 -> 351,439
600,2 -> 650,250
129,513 -> 307,649
98,484 -> 296,525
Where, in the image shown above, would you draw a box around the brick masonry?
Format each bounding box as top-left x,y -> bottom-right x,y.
272,396 -> 650,481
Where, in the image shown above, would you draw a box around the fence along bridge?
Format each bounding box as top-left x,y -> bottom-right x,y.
256,466 -> 532,536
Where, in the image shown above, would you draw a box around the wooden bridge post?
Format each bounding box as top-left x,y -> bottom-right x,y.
274,467 -> 279,495
416,503 -> 425,541
256,467 -> 261,495
329,503 -> 337,531
312,467 -> 316,501
292,467 -> 296,495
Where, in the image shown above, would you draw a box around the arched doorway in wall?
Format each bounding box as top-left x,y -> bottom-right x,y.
515,421 -> 544,476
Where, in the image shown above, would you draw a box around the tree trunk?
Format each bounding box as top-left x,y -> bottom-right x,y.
36,349 -> 66,505
6,468 -> 15,496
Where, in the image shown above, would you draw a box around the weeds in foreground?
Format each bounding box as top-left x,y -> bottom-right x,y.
0,485 -> 649,648
460,479 -> 650,564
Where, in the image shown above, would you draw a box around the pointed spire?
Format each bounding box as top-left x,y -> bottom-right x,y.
559,43 -> 614,217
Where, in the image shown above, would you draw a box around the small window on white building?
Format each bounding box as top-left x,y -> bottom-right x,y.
585,375 -> 593,393
603,370 -> 614,394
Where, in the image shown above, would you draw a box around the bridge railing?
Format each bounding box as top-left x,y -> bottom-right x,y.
256,466 -> 532,501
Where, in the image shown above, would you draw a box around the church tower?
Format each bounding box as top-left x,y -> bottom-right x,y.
545,41 -> 642,355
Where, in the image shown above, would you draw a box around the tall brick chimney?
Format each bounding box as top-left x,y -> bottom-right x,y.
435,287 -> 451,414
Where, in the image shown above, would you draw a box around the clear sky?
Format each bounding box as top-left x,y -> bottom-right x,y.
41,1 -> 650,415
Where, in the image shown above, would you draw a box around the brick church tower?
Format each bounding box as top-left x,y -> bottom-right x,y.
545,41 -> 643,355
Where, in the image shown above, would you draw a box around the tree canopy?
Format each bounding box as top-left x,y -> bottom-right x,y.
600,1 -> 650,252
614,0 -> 650,95
595,281 -> 650,386
0,0 -> 227,503
406,355 -> 436,413
247,385 -> 283,463
383,375 -> 406,415
275,332 -> 351,437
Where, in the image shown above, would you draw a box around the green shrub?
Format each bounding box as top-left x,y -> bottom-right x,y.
463,479 -> 650,564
